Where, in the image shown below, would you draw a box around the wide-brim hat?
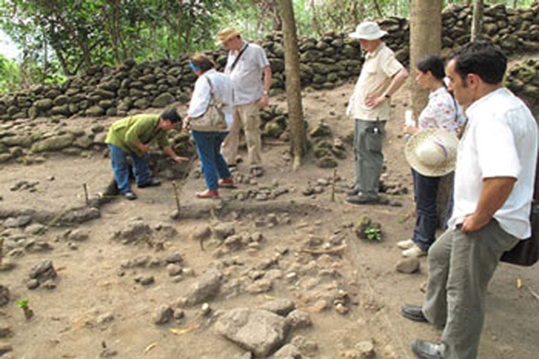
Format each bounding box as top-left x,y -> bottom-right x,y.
216,28 -> 242,45
405,128 -> 459,177
349,21 -> 387,40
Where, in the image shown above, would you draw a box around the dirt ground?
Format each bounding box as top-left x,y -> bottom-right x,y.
1,79 -> 538,359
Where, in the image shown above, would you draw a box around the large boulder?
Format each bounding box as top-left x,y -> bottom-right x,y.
215,308 -> 288,357
151,92 -> 175,107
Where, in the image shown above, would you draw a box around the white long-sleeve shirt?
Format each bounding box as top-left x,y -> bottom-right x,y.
188,69 -> 234,130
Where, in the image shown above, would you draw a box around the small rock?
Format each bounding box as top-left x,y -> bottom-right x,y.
355,340 -> 375,358
26,279 -> 39,290
191,226 -> 212,241
0,286 -> 10,306
213,222 -> 236,240
260,299 -> 296,316
135,275 -> 155,286
68,229 -> 90,242
0,341 -> 13,355
200,303 -> 212,316
96,313 -> 115,325
167,263 -> 183,276
100,348 -> 118,358
28,260 -> 57,283
154,305 -> 173,325
292,335 -> 318,356
286,310 -> 312,329
42,279 -> 57,290
395,258 -> 420,274
309,299 -> 329,313
273,344 -> 301,358
24,223 -> 46,235
173,309 -> 185,320
3,216 -> 32,228
0,260 -> 16,272
164,251 -> 183,264
183,269 -> 222,306
335,303 -> 348,315
237,352 -> 253,359
0,324 -> 13,339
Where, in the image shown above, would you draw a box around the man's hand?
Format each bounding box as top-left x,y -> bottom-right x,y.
365,94 -> 386,109
461,213 -> 492,234
136,143 -> 150,153
259,93 -> 269,108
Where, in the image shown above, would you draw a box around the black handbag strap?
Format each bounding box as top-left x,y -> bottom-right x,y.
229,43 -> 249,73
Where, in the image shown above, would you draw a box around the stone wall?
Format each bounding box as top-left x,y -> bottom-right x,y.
0,3 -> 537,124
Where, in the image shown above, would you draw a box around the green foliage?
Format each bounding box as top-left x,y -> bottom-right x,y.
0,54 -> 22,94
15,298 -> 29,309
364,226 -> 382,242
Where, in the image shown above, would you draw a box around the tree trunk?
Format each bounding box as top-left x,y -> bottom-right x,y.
277,0 -> 306,170
471,0 -> 484,41
410,0 -> 450,228
272,0 -> 283,32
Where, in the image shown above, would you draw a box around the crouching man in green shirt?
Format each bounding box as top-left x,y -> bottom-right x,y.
105,108 -> 187,200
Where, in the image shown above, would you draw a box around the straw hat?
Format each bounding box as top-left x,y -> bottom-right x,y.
405,128 -> 459,177
216,28 -> 242,45
349,21 -> 387,40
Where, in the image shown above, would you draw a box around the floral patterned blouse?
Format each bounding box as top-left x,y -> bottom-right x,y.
418,86 -> 464,134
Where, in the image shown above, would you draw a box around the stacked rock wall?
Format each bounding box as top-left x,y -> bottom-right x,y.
0,3 -> 537,124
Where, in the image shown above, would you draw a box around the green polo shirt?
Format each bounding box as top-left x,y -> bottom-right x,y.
105,114 -> 170,157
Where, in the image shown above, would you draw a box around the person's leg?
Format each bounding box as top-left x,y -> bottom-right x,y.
412,170 -> 440,251
353,119 -> 362,192
357,120 -> 386,197
242,101 -> 262,169
440,221 -> 519,359
215,132 -> 231,180
108,144 -> 131,193
192,131 -> 219,190
221,106 -> 241,166
131,152 -> 151,186
422,228 -> 454,328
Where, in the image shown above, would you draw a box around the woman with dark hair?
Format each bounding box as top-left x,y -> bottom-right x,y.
398,55 -> 464,257
184,53 -> 235,198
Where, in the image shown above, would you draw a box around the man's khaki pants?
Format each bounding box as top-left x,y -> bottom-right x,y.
423,220 -> 519,359
221,100 -> 262,168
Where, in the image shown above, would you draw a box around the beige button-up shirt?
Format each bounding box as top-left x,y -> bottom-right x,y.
347,43 -> 403,121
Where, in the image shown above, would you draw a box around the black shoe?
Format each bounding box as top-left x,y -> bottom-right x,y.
401,304 -> 428,323
346,188 -> 359,196
346,194 -> 378,205
411,340 -> 443,359
137,178 -> 161,188
122,191 -> 137,200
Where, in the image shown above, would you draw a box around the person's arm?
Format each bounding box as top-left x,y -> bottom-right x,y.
162,145 -> 188,163
461,177 -> 517,233
366,67 -> 409,109
259,65 -> 272,108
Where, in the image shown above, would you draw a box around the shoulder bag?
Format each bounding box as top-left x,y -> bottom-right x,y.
190,76 -> 227,132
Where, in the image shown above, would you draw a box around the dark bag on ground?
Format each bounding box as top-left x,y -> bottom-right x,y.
500,152 -> 539,266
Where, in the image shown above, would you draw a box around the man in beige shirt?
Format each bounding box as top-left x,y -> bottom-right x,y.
346,21 -> 408,204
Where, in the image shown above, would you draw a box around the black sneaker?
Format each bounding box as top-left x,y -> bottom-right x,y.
123,191 -> 137,200
137,178 -> 161,188
346,194 -> 378,205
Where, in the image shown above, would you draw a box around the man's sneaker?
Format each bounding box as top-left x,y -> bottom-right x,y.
346,188 -> 360,196
402,244 -> 427,258
137,178 -> 161,188
346,194 -> 378,205
122,191 -> 137,200
397,239 -> 415,249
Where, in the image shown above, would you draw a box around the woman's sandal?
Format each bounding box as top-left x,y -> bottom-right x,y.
196,190 -> 219,199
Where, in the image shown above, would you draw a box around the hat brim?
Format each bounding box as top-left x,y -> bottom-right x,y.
348,30 -> 387,40
405,128 -> 459,177
216,30 -> 242,45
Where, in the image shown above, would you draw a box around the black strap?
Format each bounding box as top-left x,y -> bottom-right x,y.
229,43 -> 249,73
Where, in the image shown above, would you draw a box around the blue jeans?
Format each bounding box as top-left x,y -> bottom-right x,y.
108,144 -> 151,193
191,131 -> 230,190
412,168 -> 440,251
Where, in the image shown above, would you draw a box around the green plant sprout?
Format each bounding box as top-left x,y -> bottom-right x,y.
364,226 -> 382,242
16,298 -> 34,320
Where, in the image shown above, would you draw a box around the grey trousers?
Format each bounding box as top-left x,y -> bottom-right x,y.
423,221 -> 519,359
353,119 -> 386,196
